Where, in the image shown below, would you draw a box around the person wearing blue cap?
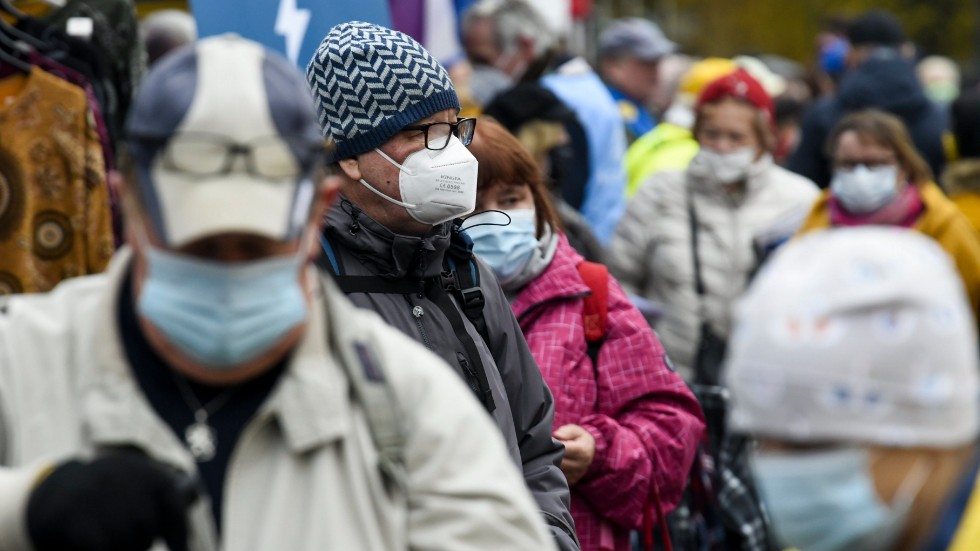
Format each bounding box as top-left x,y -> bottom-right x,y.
307,20 -> 579,551
0,34 -> 556,550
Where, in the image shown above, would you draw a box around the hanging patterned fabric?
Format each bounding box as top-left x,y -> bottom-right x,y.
0,67 -> 113,294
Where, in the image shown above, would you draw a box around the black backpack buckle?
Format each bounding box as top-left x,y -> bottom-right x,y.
459,286 -> 485,313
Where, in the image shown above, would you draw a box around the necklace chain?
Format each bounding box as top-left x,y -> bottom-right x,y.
169,371 -> 239,462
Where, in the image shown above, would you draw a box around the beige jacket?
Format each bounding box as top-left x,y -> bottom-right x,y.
0,250 -> 555,551
610,155 -> 819,380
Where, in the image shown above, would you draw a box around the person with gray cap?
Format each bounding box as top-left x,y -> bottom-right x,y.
307,20 -> 579,551
598,17 -> 677,143
724,227 -> 980,551
788,8 -> 947,188
0,34 -> 556,551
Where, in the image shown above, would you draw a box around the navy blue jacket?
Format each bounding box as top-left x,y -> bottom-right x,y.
789,53 -> 948,188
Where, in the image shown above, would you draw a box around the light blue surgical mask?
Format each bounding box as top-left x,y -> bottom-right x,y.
831,165 -> 900,214
753,447 -> 927,551
138,246 -> 308,368
463,209 -> 538,287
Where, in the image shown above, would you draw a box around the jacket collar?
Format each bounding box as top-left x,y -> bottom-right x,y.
324,197 -> 452,279
802,181 -> 956,234
512,233 -> 589,321
85,248 -> 351,472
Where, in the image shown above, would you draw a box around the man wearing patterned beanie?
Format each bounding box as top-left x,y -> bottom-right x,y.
307,21 -> 579,550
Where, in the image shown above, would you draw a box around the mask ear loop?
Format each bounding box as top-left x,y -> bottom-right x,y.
882,455 -> 932,512
357,177 -> 418,209
374,147 -> 417,177
354,147 -> 421,209
460,210 -> 513,232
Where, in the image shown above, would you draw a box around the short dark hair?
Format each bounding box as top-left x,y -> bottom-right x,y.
847,9 -> 906,48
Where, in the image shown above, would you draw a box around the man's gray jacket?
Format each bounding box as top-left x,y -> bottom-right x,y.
319,198 -> 579,550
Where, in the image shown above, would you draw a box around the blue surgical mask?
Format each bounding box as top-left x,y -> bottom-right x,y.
463,209 -> 538,286
831,165 -> 900,214
753,447 -> 926,551
138,246 -> 308,368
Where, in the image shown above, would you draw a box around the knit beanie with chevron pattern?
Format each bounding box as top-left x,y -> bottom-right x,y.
306,21 -> 460,160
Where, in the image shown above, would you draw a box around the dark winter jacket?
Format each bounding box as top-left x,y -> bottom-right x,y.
319,198 -> 579,551
789,52 -> 947,188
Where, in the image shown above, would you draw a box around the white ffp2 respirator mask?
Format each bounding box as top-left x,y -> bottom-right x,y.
359,135 -> 479,225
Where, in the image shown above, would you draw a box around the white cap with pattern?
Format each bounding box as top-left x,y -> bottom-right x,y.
725,227 -> 980,447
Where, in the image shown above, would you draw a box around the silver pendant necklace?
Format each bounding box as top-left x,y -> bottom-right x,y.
171,372 -> 238,462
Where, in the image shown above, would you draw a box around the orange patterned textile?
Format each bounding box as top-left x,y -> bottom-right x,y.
0,67 -> 113,294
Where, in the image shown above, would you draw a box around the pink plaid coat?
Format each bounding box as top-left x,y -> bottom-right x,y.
512,234 -> 705,551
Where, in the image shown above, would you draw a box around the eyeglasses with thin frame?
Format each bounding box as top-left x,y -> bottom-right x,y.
130,132 -> 328,180
400,118 -> 477,150
833,155 -> 899,171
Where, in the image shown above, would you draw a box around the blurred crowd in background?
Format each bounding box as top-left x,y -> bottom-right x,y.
3,1 -> 980,550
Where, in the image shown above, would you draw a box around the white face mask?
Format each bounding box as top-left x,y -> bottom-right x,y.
831,165 -> 900,214
689,146 -> 756,184
359,135 -> 479,226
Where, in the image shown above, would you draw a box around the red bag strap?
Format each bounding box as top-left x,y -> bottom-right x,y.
577,261 -> 609,343
643,477 -> 674,551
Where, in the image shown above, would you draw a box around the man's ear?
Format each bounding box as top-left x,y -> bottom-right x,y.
338,157 -> 361,181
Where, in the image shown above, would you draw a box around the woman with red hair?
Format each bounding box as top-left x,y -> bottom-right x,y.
463,117 -> 704,551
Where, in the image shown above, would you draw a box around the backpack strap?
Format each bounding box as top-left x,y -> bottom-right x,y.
316,231 -> 345,275
576,261 -> 609,365
446,222 -> 490,345
322,275 -> 408,496
318,223 -> 496,413
429,282 -> 497,412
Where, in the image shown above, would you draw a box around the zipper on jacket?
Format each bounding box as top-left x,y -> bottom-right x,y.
416,247 -> 428,299
407,298 -> 433,351
456,352 -> 483,398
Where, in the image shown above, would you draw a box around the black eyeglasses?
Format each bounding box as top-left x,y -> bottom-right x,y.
130,132 -> 328,180
400,118 -> 477,150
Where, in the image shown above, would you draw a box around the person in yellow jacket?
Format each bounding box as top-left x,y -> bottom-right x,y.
797,109 -> 980,315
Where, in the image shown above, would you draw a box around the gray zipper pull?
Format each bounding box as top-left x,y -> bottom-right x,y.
412,306 -> 424,318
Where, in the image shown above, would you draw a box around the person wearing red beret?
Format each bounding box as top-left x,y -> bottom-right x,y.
609,69 -> 820,383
